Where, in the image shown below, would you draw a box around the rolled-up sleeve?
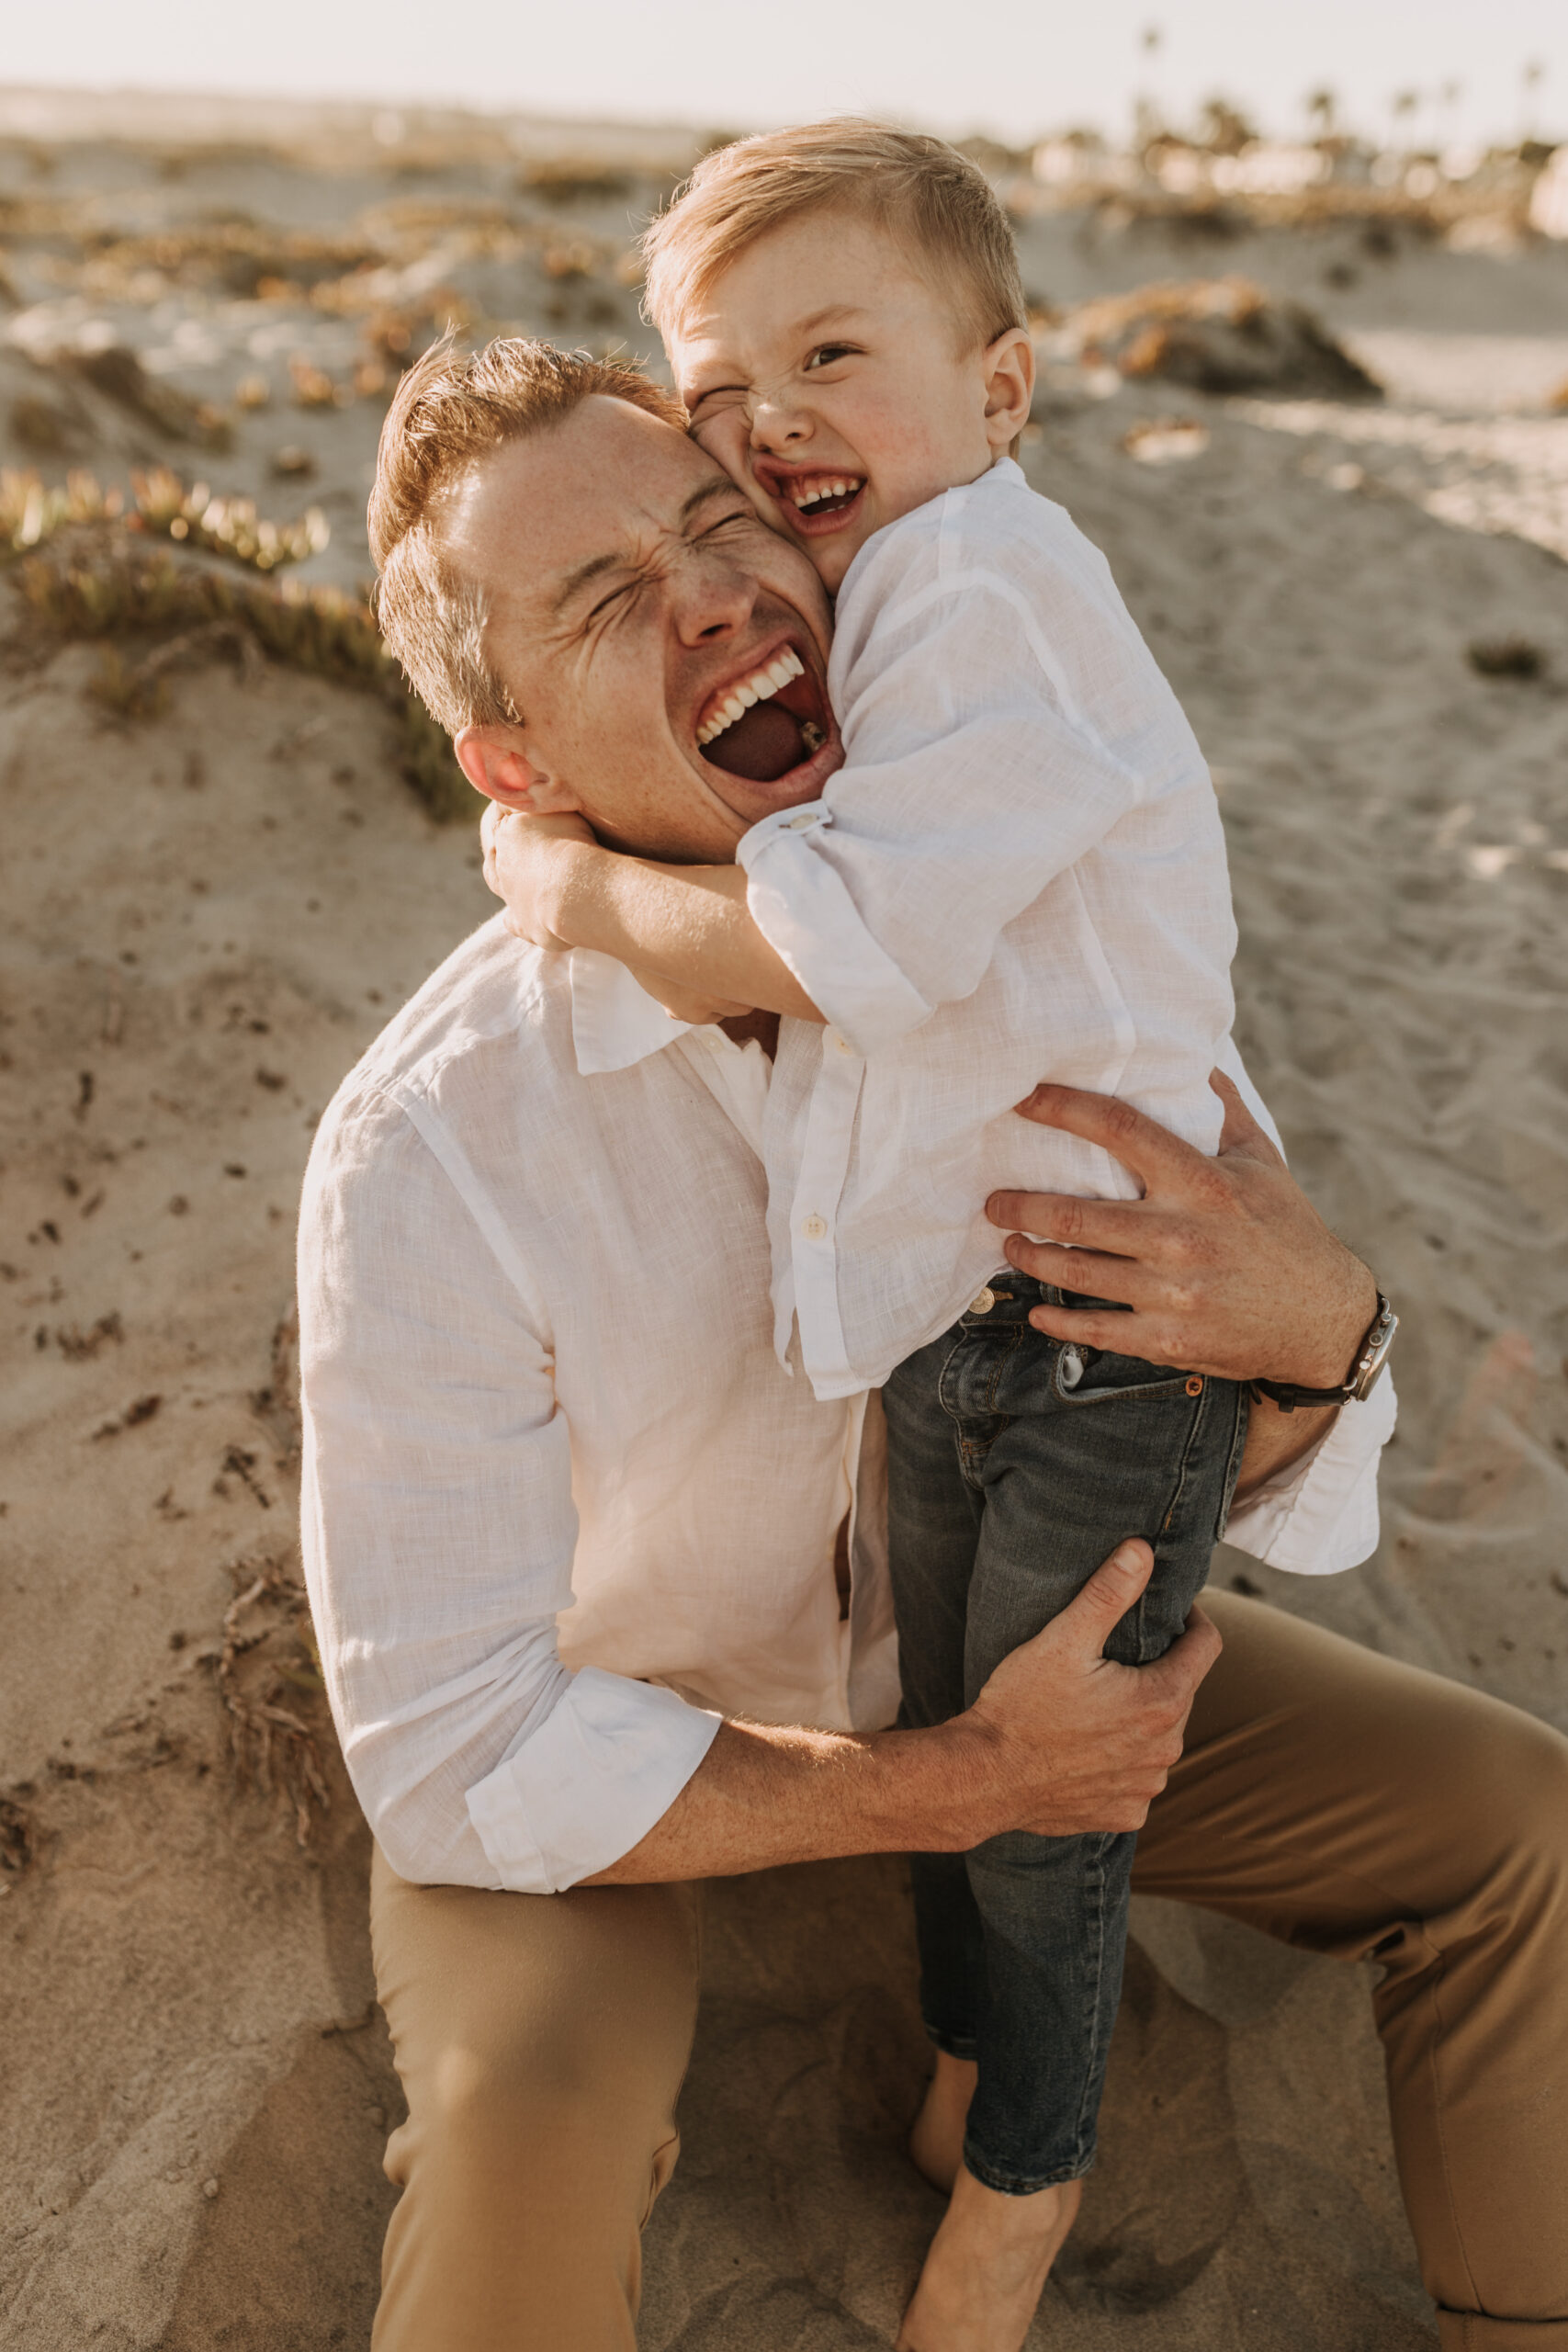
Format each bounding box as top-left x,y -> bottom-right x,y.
298,1078 -> 719,1892
739,576 -> 1162,1059
1225,1373 -> 1397,1576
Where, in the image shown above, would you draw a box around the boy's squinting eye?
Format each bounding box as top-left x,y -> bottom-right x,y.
803,343 -> 859,372
688,384 -> 749,421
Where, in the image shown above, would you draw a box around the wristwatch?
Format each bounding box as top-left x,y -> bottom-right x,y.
1251,1292 -> 1398,1414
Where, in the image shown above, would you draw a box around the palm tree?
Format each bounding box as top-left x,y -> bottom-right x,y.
1305,87 -> 1338,142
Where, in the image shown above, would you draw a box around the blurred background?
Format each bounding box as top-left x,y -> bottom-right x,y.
2,0 -> 1563,153
3,11 -> 1566,2350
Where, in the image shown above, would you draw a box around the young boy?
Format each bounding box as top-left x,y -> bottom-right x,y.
480,122 -> 1393,2349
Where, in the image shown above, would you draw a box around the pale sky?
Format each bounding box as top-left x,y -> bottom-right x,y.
3,0 -> 1562,153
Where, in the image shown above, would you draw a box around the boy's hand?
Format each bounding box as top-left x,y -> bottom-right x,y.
480,803 -> 596,952
626,965 -> 756,1027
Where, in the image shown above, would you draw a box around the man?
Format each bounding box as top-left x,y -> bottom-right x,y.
298,335 -> 1568,2352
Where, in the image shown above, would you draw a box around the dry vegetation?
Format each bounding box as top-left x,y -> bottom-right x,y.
2,470 -> 461,817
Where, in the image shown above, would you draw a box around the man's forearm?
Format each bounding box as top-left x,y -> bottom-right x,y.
1233,1396 -> 1337,1501
551,844 -> 825,1023
581,1716 -> 983,1885
583,1539 -> 1218,1888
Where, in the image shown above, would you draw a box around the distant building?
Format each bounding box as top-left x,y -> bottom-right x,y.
1529,148 -> 1568,238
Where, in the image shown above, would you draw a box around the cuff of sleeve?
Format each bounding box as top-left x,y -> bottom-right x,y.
465,1667 -> 721,1894
739,805 -> 931,1056
1225,1373 -> 1397,1577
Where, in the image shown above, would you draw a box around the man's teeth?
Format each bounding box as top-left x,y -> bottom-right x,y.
792,478 -> 862,511
696,649 -> 807,747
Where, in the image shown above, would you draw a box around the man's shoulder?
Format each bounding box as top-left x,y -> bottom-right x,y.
310,916 -> 570,1165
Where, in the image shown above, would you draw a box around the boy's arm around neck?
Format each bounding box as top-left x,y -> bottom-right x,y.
486,810 -> 825,1023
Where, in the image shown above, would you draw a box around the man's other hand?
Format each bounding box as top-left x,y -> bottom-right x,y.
986,1072 -> 1378,1389
958,1539 -> 1220,1839
480,802 -> 595,951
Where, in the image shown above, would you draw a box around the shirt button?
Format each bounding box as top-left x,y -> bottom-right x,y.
801,1213 -> 829,1242
970,1287 -> 996,1314
785,810 -> 818,831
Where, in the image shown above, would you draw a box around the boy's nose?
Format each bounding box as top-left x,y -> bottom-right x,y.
749,384 -> 813,452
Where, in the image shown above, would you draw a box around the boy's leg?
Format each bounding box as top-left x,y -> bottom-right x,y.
955,1298 -> 1247,2189
368,1849 -> 701,2352
884,1334 -> 989,2075
1138,1591 -> 1568,2349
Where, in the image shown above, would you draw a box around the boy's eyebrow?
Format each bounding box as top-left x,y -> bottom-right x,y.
549,478 -> 742,615
791,303 -> 869,336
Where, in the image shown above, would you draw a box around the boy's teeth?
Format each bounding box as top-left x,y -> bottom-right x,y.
792,476 -> 860,510
697,649 -> 807,748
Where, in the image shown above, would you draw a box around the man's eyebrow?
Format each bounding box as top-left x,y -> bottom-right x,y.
550,548 -> 623,616
549,480 -> 743,616
679,477 -> 742,525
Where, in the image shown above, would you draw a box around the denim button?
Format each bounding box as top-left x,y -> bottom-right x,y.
969,1286 -> 996,1313
1059,1346 -> 1084,1389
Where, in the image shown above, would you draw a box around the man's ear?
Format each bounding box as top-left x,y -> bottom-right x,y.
981,327 -> 1035,450
453,725 -> 585,816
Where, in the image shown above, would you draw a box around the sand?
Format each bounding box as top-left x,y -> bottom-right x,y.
2,103 -> 1566,2350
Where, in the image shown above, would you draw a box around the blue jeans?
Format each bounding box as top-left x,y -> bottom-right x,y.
884,1274 -> 1248,2192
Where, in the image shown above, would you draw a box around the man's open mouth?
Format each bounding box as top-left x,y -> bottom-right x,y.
694,644 -> 832,785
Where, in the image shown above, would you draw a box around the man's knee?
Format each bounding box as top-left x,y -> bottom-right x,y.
377,1874 -> 700,2202
408,1979 -> 641,2173
1479,1707 -> 1568,1917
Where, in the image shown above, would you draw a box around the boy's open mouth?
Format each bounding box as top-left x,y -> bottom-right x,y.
752,461 -> 868,539
694,642 -> 833,785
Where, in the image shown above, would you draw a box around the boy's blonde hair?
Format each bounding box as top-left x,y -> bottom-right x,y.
370,331 -> 686,734
641,119 -> 1028,355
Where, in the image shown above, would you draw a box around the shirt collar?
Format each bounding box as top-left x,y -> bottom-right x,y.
569,948 -> 694,1075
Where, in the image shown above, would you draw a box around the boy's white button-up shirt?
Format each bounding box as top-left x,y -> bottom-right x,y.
298,923 -> 1392,1900
740,458 -> 1263,1399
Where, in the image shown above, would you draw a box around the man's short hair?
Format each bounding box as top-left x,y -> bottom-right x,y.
641,119 -> 1028,356
370,333 -> 686,734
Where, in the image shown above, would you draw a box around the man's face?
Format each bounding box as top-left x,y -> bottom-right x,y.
442,396 -> 842,862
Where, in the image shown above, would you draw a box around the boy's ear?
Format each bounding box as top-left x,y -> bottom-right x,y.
981,327 -> 1036,450
453,725 -> 585,816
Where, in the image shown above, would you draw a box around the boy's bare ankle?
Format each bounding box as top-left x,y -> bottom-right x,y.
908,2052 -> 976,2194
896,2168 -> 1082,2352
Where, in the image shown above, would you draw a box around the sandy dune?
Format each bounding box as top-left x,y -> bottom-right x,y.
2,103 -> 1566,2349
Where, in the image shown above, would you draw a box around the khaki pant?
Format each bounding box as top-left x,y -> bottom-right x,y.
368,1595 -> 1568,2351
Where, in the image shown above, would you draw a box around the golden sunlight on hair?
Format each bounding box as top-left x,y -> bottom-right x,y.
641,119 -> 1028,356
370,331 -> 687,736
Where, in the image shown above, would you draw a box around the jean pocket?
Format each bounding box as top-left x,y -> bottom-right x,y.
1051,1343 -> 1211,1409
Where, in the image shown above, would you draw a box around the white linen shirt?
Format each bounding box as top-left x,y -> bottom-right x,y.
297,920 -> 1393,1898
740,457 -> 1255,1400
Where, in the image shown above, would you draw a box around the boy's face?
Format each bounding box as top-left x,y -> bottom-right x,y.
668,210 -> 1022,595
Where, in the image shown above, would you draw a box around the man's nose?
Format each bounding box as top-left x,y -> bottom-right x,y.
671,551 -> 757,645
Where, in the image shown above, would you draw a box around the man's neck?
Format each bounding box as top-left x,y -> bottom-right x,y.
719,1009 -> 780,1058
